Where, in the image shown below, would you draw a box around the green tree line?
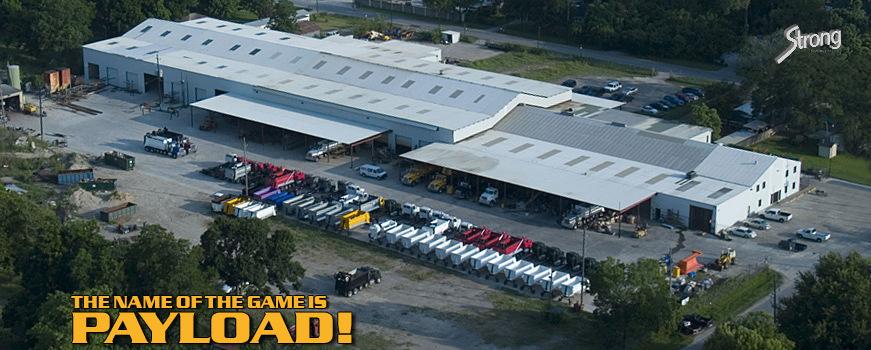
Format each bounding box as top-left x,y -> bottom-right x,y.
0,190 -> 304,349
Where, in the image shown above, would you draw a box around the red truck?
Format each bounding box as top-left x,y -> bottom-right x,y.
493,235 -> 533,255
457,227 -> 490,244
472,232 -> 507,249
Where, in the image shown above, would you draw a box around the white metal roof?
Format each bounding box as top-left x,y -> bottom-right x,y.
191,94 -> 386,144
586,109 -> 711,140
401,130 -> 746,210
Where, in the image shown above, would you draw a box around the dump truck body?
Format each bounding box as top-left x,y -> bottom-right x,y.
99,202 -> 137,222
471,249 -> 501,270
334,267 -> 381,297
449,245 -> 480,265
435,241 -> 465,260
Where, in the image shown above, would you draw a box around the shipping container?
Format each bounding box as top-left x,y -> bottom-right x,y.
56,67 -> 71,90
58,169 -> 95,184
79,178 -> 117,192
99,202 -> 137,222
44,70 -> 59,93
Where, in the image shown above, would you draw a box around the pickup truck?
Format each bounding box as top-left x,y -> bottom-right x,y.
678,313 -> 713,335
761,208 -> 793,222
797,228 -> 831,242
779,238 -> 808,252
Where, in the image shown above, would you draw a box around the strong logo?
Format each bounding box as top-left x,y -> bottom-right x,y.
774,25 -> 842,64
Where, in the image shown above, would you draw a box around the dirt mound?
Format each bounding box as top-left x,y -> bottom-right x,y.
109,191 -> 135,202
61,152 -> 91,171
70,188 -> 103,212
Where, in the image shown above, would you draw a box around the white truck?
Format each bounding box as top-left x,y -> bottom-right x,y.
305,140 -> 345,161
479,187 -> 499,206
761,208 -> 793,222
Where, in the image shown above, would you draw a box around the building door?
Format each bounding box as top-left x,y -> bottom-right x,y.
770,190 -> 781,204
106,67 -> 118,86
395,135 -> 412,153
655,208 -> 661,220
125,72 -> 139,92
143,73 -> 160,93
87,63 -> 100,81
689,205 -> 713,232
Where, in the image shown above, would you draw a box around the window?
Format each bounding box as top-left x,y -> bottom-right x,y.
786,170 -> 789,177
794,166 -> 797,173
249,48 -> 261,55
762,181 -> 766,189
756,185 -> 759,191
140,25 -> 153,33
160,31 -> 171,37
181,34 -> 192,41
202,39 -> 213,46
230,44 -> 241,51
792,182 -> 796,189
758,199 -> 762,207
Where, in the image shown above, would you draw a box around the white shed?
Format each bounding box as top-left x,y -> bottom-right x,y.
441,30 -> 461,44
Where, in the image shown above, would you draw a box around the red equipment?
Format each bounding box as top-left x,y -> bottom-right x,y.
473,232 -> 506,249
493,236 -> 533,255
457,227 -> 490,244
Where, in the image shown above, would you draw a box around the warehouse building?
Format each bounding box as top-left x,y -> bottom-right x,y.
82,17 -> 801,232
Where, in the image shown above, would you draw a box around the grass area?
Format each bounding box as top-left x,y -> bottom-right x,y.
744,136 -> 871,186
461,50 -> 656,81
453,289 -> 597,349
636,55 -> 723,71
355,5 -> 501,30
686,267 -> 783,322
460,34 -> 478,43
666,75 -> 719,88
310,13 -> 359,33
226,9 -> 258,24
502,23 -> 577,45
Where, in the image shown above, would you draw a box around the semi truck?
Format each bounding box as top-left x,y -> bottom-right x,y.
335,266 -> 381,297
144,128 -> 196,158
306,140 -> 345,161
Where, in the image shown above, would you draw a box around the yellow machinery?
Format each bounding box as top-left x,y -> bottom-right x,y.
223,197 -> 248,215
710,248 -> 737,271
427,173 -> 449,193
23,103 -> 37,114
401,165 -> 436,185
634,224 -> 648,238
340,210 -> 370,230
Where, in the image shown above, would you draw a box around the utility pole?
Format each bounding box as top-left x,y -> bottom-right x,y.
243,137 -> 249,197
580,225 -> 587,310
156,54 -> 162,111
39,90 -> 44,141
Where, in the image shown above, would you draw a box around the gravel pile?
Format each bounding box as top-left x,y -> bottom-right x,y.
70,189 -> 103,212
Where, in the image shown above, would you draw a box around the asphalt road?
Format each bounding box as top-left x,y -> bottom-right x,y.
293,0 -> 743,82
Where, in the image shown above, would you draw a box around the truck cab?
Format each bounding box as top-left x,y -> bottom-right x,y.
479,187 -> 499,206
761,208 -> 793,222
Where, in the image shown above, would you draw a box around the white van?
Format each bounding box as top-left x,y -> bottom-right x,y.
358,164 -> 387,180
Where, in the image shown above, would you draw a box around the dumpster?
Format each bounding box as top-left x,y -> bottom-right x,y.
99,202 -> 137,222
104,151 -> 136,170
79,178 -> 117,192
58,169 -> 95,184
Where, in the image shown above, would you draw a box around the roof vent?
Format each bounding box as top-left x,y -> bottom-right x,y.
610,122 -> 626,127
686,170 -> 697,180
439,69 -> 444,75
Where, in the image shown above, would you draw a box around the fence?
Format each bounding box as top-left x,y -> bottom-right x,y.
736,128 -> 776,147
354,0 -> 461,22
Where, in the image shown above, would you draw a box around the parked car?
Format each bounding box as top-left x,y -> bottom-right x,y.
762,208 -> 793,222
797,228 -> 831,242
610,93 -> 626,101
574,85 -> 604,96
650,101 -> 670,110
682,87 -> 705,97
357,163 -> 388,180
743,219 -> 771,230
660,99 -> 677,108
664,95 -> 685,106
623,87 -> 638,95
604,81 -> 623,92
728,227 -> 757,239
676,92 -> 694,103
641,105 -> 659,114
561,79 -> 577,88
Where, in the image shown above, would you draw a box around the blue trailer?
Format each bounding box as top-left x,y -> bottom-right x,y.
58,169 -> 95,184
273,193 -> 296,208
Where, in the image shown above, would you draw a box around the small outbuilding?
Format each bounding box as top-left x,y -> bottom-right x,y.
441,30 -> 460,44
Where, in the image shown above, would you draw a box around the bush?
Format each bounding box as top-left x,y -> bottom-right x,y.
459,34 -> 478,43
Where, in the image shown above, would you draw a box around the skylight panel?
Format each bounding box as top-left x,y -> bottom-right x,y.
269,52 -> 281,59
312,61 -> 326,69
473,94 -> 485,103
428,86 -> 443,94
202,39 -> 213,46
160,31 -> 171,37
249,48 -> 261,55
401,80 -> 415,88
337,66 -> 351,75
449,90 -> 464,98
181,34 -> 192,41
359,71 -> 373,79
381,76 -> 395,84
140,25 -> 153,33
230,44 -> 241,51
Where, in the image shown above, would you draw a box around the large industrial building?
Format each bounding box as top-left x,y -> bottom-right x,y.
82,17 -> 801,233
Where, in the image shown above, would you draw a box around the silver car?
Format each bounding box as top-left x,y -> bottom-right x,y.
728,227 -> 757,239
744,219 -> 771,230
797,228 -> 831,242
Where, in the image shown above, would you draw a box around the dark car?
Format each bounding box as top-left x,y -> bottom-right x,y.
610,93 -> 626,101
574,85 -> 604,96
659,99 -> 677,108
664,95 -> 685,106
651,101 -> 670,110
561,79 -> 577,88
682,87 -> 705,97
676,92 -> 693,103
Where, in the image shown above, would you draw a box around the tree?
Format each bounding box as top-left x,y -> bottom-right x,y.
201,216 -> 305,295
423,0 -> 453,26
589,257 -> 678,350
27,286 -> 116,350
123,224 -> 217,297
199,0 -> 239,19
31,0 -> 95,56
692,103 -> 722,140
777,251 -> 871,350
704,311 -> 794,350
92,0 -> 146,39
267,0 -> 298,34
241,0 -> 274,18
165,0 -> 198,20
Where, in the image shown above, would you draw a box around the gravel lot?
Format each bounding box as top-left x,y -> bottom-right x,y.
5,89 -> 871,349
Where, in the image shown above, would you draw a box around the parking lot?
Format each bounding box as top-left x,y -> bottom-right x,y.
559,73 -> 697,115
5,89 -> 871,349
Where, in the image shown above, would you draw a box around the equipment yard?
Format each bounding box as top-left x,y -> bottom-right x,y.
5,89 -> 871,349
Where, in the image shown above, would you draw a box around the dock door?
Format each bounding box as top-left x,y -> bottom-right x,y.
689,205 -> 713,233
